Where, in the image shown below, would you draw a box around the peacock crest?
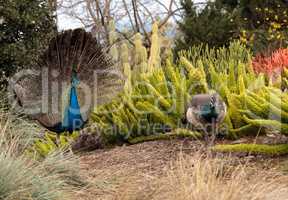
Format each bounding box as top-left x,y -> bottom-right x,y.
9,29 -> 123,133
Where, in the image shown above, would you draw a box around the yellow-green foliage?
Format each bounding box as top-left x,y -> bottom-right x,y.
148,22 -> 161,73
108,20 -> 118,62
226,87 -> 288,136
177,42 -> 254,137
179,41 -> 251,76
213,143 -> 288,155
133,33 -> 148,75
179,41 -> 253,100
92,41 -> 288,143
91,60 -> 208,142
178,42 -> 288,155
121,23 -> 168,80
128,128 -> 202,144
27,132 -> 79,159
31,25 -> 288,155
91,39 -> 288,154
282,68 -> 288,89
121,42 -> 132,95
178,41 -> 288,139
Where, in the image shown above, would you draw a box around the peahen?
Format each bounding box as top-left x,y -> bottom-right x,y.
186,93 -> 227,144
10,29 -> 123,133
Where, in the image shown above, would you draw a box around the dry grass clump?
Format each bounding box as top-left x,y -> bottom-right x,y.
0,152 -> 80,200
121,153 -> 288,200
0,95 -> 87,200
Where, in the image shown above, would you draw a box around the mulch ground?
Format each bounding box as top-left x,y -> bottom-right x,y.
75,138 -> 288,200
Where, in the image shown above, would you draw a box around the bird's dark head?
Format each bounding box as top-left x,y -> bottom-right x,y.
209,95 -> 217,109
71,64 -> 80,85
72,63 -> 78,71
200,94 -> 219,123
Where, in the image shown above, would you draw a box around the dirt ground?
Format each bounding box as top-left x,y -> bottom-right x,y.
75,138 -> 288,200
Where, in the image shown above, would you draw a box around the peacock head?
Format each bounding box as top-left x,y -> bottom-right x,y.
209,93 -> 224,116
71,68 -> 80,86
210,95 -> 216,108
186,92 -> 227,131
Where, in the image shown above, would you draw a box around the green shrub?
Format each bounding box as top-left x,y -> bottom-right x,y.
90,41 -> 288,145
27,132 -> 80,159
128,128 -> 202,144
91,59 -> 208,143
178,42 -> 288,140
0,0 -> 56,79
213,143 -> 288,156
35,40 -> 288,156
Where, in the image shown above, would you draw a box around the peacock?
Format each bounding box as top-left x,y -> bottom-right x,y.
10,29 -> 123,133
186,93 -> 227,144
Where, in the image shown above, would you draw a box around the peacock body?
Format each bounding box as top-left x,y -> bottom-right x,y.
10,29 -> 123,133
186,93 -> 227,131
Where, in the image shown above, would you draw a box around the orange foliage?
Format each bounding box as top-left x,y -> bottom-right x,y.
252,48 -> 288,78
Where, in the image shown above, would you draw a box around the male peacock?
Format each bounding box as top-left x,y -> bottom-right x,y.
10,29 -> 123,133
186,93 -> 227,144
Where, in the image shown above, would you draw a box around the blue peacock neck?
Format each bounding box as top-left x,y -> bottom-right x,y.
201,104 -> 219,123
60,70 -> 85,132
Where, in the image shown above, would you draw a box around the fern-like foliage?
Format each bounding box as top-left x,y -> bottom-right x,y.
27,132 -> 79,159
91,61 -> 208,143
213,143 -> 288,156
31,35 -> 288,156
92,41 -> 288,145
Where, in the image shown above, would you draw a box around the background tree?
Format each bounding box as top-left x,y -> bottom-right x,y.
176,0 -> 288,54
175,0 -> 239,53
57,0 -> 181,47
0,0 -> 56,80
233,0 -> 288,53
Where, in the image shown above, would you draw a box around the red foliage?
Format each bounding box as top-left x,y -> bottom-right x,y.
252,48 -> 288,79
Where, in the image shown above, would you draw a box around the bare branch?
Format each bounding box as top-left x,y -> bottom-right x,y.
137,1 -> 155,23
58,0 -> 187,46
131,0 -> 140,32
135,1 -> 151,45
122,0 -> 136,32
115,29 -> 135,46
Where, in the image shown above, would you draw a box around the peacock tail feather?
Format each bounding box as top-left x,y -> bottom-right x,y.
10,29 -> 123,133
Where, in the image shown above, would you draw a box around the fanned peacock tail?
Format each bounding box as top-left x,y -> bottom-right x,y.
10,29 -> 123,132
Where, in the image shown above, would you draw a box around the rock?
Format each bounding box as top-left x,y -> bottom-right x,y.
231,138 -> 249,144
71,132 -> 104,152
262,133 -> 288,144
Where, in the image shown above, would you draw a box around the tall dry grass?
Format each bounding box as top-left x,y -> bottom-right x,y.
121,153 -> 288,200
0,92 -> 87,200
